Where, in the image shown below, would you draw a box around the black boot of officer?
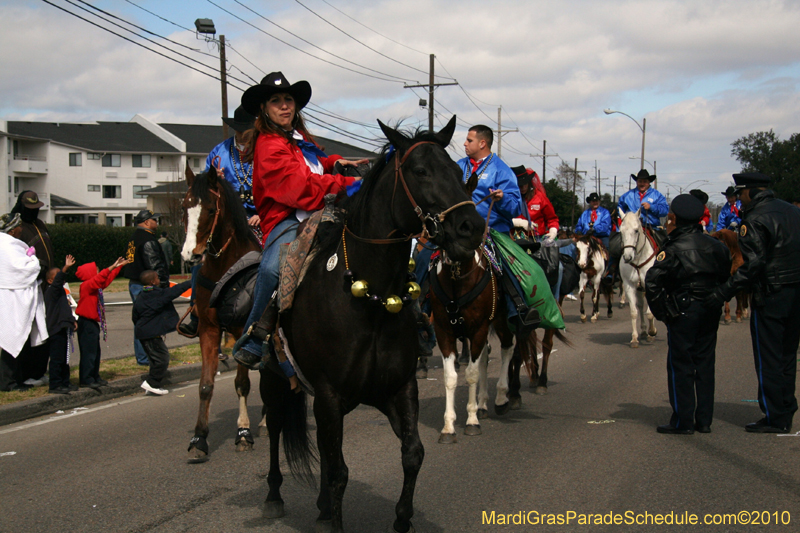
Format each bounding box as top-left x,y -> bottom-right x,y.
645,194 -> 732,435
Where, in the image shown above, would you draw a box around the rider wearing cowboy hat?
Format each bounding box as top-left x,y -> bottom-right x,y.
574,192 -> 612,248
645,194 -> 731,435
717,186 -> 742,231
617,169 -> 668,228
511,166 -> 559,242
689,189 -> 712,233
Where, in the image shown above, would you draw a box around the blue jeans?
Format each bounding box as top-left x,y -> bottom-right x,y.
128,282 -> 149,365
239,217 -> 299,356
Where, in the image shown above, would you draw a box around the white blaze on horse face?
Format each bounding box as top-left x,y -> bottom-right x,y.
576,241 -> 589,269
620,212 -> 640,263
181,204 -> 202,261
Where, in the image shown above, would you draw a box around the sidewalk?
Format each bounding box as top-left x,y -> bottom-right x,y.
0,357 -> 239,427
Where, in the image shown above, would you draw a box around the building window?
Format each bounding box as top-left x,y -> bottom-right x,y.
87,215 -> 98,224
88,184 -> 101,192
102,185 -> 121,198
106,216 -> 122,227
87,153 -> 102,160
133,185 -> 151,198
132,154 -> 151,168
192,157 -> 201,168
69,153 -> 82,166
101,154 -> 121,167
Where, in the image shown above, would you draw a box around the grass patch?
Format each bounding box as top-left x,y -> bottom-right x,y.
0,341 -> 205,406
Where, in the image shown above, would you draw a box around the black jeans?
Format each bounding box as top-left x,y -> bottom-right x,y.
48,328 -> 71,390
141,337 -> 170,388
77,317 -> 101,385
666,300 -> 721,429
0,349 -> 20,391
750,285 -> 800,428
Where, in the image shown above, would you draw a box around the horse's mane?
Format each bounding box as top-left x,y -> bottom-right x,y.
314,127 -> 444,259
579,235 -> 604,256
190,168 -> 261,248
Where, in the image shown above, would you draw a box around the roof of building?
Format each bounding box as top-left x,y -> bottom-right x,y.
139,181 -> 188,196
159,123 -> 223,155
50,194 -> 88,207
7,121 -> 180,153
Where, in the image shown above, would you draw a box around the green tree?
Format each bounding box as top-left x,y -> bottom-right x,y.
543,179 -> 580,229
731,130 -> 800,201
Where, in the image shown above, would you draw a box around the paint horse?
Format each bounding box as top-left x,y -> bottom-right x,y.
180,165 -> 262,463
618,210 -> 658,347
575,235 -> 614,322
712,228 -> 750,323
261,117 -> 485,533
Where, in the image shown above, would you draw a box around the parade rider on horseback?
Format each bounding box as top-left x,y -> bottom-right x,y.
511,166 -> 559,242
575,192 -> 612,248
717,186 -> 742,231
618,168 -> 669,244
456,125 -> 538,329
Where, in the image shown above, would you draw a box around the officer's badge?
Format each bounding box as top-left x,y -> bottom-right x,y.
740,225 -> 747,237
656,251 -> 666,261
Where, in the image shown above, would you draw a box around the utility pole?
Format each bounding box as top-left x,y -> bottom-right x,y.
496,107 -> 518,159
219,35 -> 229,141
403,54 -> 458,132
570,158 -> 587,228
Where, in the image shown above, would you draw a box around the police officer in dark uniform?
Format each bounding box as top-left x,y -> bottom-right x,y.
645,194 -> 731,434
705,172 -> 800,433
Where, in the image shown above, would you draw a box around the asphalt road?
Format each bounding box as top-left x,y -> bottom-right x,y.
1,299 -> 798,533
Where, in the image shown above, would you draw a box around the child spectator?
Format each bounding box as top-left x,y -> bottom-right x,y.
132,271 -> 191,396
45,255 -> 77,394
75,257 -> 129,389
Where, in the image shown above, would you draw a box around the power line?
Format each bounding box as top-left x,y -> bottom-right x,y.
122,0 -> 195,32
320,0 -> 428,56
206,0 -> 407,84
293,0 -> 455,81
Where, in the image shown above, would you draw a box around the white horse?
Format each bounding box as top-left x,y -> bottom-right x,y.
575,236 -> 613,323
618,210 -> 658,347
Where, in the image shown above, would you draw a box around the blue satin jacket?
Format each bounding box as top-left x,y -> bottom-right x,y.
617,187 -> 668,226
205,137 -> 257,217
575,207 -> 612,237
457,154 -> 523,233
717,200 -> 742,230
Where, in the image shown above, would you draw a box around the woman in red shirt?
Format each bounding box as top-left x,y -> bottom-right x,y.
511,166 -> 559,241
234,72 -> 367,368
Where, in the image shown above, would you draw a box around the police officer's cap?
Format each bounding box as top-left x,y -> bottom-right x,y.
732,172 -> 771,191
670,194 -> 704,223
722,186 -> 738,197
133,209 -> 161,225
689,189 -> 708,205
586,192 -> 600,203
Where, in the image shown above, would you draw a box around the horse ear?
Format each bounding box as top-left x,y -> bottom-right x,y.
378,120 -> 411,154
434,115 -> 457,147
185,165 -> 195,188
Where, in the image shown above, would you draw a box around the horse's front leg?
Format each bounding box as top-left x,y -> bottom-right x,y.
536,329 -> 555,395
261,370 -> 286,519
493,342 -> 515,415
624,283 -> 641,348
477,342 -> 491,420
578,275 -> 587,322
591,274 -> 601,322
439,351 -> 459,444
723,300 -> 732,324
188,318 -> 221,463
464,345 -> 483,436
314,388 -> 347,533
644,299 -> 657,338
234,363 -> 254,452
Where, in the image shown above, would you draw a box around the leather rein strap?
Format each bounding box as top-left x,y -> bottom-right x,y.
205,188 -> 234,258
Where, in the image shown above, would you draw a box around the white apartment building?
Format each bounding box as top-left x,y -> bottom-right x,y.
0,116 -> 374,225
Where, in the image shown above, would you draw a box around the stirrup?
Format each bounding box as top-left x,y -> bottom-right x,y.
232,328 -> 267,370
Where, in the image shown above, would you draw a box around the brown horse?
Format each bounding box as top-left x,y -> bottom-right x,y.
711,229 -> 750,323
180,166 -> 262,463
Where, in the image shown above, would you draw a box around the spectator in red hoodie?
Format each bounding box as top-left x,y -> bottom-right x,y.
75,257 -> 129,389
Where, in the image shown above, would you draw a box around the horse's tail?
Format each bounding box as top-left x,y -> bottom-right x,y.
519,333 -> 538,381
282,385 -> 318,487
553,329 -> 573,348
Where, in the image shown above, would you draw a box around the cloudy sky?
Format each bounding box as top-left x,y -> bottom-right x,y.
3,0 -> 800,203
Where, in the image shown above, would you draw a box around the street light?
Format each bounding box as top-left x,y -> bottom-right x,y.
629,156 -> 656,178
195,18 -> 229,141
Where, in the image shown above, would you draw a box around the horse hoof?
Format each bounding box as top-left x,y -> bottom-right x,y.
535,386 -> 548,395
187,450 -> 209,464
257,425 -> 267,438
390,523 -> 415,533
580,316 -> 587,323
315,519 -> 333,533
438,432 -> 457,444
648,335 -> 656,342
236,441 -> 254,452
509,397 -> 522,409
477,408 -> 489,419
495,402 -> 511,416
630,342 -> 639,349
464,424 -> 482,436
415,368 -> 428,380
591,316 -> 597,323
724,318 -> 732,325
736,317 -> 742,323
263,500 -> 285,519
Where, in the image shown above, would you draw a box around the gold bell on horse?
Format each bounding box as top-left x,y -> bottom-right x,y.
384,295 -> 403,313
351,280 -> 369,298
405,281 -> 421,300
408,258 -> 416,273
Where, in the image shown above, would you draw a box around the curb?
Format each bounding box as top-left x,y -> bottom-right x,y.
0,358 -> 239,427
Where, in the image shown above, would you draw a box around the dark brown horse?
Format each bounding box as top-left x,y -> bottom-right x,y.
261,117 -> 485,533
180,166 -> 262,463
712,229 -> 750,323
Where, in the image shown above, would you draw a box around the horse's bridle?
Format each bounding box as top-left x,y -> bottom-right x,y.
203,187 -> 233,259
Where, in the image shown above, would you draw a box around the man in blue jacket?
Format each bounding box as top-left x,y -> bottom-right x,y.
717,186 -> 742,230
575,192 -> 612,248
617,169 -> 668,227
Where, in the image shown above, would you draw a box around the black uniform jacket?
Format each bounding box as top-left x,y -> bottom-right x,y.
716,190 -> 800,302
132,281 -> 192,340
44,271 -> 76,334
645,224 -> 731,322
123,227 -> 169,287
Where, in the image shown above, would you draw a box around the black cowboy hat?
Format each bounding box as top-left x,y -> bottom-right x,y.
689,189 -> 708,205
722,186 -> 738,197
511,165 -> 537,186
223,106 -> 256,133
631,168 -> 656,182
586,192 -> 600,203
733,171 -> 771,191
241,72 -> 312,116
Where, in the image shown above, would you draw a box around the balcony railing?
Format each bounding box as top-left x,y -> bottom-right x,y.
14,154 -> 47,162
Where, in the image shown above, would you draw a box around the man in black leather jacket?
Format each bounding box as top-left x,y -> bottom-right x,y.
646,194 -> 731,435
123,210 -> 169,365
705,172 -> 800,433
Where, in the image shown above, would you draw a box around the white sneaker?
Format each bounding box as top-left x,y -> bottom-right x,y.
565,294 -> 578,301
140,381 -> 169,396
24,378 -> 44,387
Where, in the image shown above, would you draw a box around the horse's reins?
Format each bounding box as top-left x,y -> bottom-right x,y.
204,156 -> 234,259
622,224 -> 657,288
